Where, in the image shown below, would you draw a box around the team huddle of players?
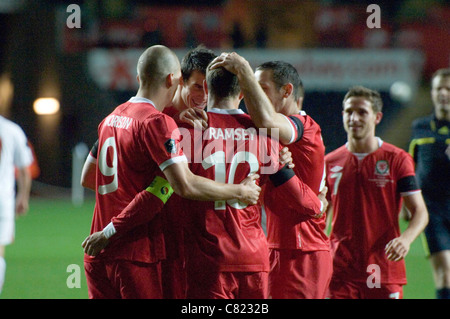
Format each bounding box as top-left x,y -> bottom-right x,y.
80,45 -> 432,299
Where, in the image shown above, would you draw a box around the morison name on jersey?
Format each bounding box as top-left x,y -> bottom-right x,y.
105,114 -> 133,130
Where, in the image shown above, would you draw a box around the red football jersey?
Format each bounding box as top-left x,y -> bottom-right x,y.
162,104 -> 179,118
265,111 -> 329,251
325,139 -> 420,284
184,108 -> 286,272
85,97 -> 186,264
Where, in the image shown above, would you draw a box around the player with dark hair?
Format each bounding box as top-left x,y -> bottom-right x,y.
164,46 -> 216,119
212,53 -> 331,299
325,86 -> 429,299
409,68 -> 450,299
159,45 -> 217,299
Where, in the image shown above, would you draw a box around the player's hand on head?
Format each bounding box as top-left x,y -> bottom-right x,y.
208,53 -> 228,70
209,52 -> 251,76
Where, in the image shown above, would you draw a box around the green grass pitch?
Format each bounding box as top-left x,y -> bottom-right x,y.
0,197 -> 436,299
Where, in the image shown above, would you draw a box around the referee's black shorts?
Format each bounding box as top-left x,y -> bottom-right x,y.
423,197 -> 450,254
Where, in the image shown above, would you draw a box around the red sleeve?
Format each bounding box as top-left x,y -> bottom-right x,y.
110,189 -> 165,236
267,167 -> 322,221
141,114 -> 185,169
111,172 -> 174,236
393,149 -> 420,194
393,149 -> 417,181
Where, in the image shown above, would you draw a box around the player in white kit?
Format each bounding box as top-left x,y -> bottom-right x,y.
0,115 -> 33,294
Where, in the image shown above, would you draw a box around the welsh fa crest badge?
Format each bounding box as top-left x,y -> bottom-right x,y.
375,160 -> 389,176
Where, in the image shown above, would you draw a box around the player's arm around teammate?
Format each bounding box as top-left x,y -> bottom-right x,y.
210,52 -> 327,218
82,162 -> 261,256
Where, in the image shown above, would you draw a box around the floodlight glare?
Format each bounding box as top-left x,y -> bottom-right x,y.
33,97 -> 60,115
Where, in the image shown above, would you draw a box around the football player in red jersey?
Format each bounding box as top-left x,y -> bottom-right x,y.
160,46 -> 216,299
81,45 -> 260,299
163,46 -> 214,119
325,86 -> 429,299
212,53 -> 331,299
181,58 -> 326,299
81,47 -> 217,299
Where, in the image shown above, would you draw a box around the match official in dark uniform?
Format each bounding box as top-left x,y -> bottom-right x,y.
409,68 -> 450,299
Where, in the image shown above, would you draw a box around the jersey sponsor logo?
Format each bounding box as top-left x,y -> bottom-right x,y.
164,138 -> 178,154
330,165 -> 343,173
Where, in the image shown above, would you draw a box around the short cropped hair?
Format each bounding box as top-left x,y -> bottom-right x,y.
256,61 -> 304,100
343,86 -> 383,113
206,64 -> 240,100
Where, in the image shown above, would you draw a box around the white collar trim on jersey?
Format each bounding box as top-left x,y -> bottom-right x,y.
346,137 -> 384,159
129,96 -> 156,109
208,108 -> 245,115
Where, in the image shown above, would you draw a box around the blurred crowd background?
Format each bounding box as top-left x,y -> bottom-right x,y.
0,0 -> 448,189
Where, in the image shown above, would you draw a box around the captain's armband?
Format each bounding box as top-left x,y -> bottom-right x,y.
145,176 -> 174,204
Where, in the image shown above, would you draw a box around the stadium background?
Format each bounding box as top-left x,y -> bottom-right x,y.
0,0 -> 448,299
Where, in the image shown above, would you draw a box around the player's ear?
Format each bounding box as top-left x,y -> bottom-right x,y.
166,73 -> 173,88
203,79 -> 208,95
283,83 -> 294,98
375,111 -> 383,124
136,75 -> 140,84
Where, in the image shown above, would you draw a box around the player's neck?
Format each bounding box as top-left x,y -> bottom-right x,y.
347,135 -> 379,154
135,88 -> 166,112
280,101 -> 300,116
209,102 -> 237,110
172,93 -> 187,112
207,96 -> 239,110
